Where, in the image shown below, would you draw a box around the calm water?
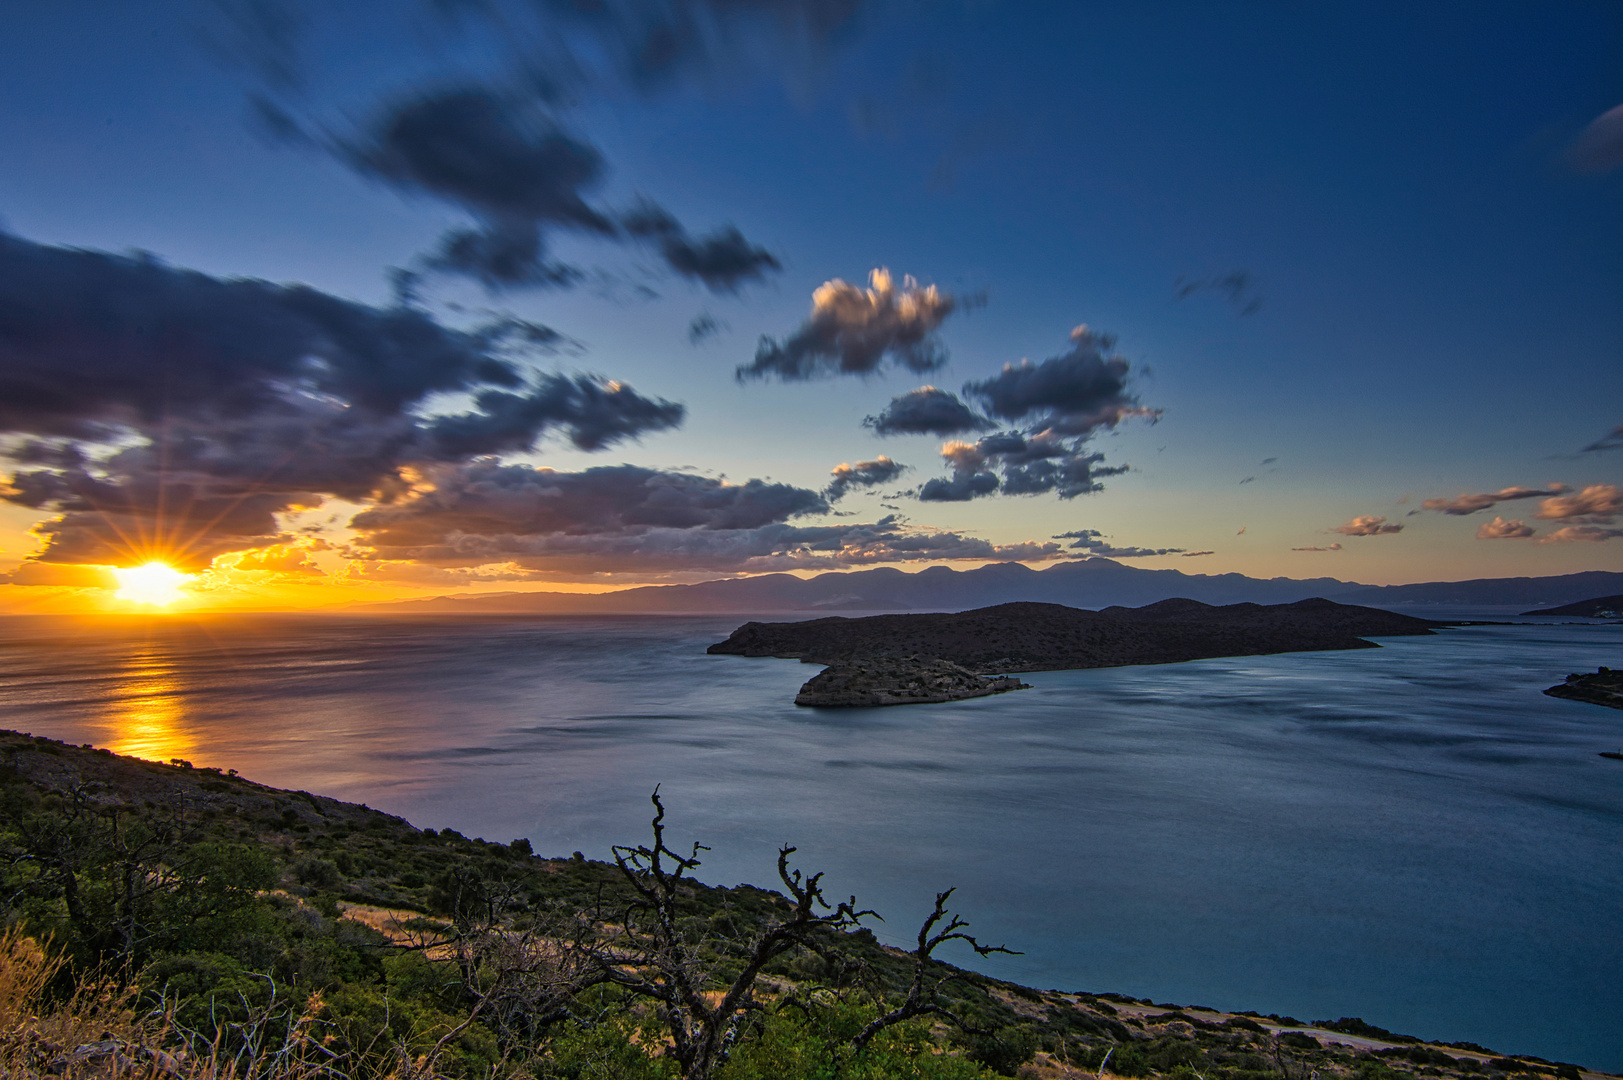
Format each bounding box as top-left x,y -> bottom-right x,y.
1,613 -> 1619,1069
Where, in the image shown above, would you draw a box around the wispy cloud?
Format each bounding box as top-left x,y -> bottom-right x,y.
1568,102 -> 1623,174
1174,269 -> 1263,316
1052,529 -> 1185,558
1292,543 -> 1342,552
1578,424 -> 1623,454
1420,483 -> 1569,515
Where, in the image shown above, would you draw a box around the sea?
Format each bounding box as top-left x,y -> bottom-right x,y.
0,609 -> 1619,1070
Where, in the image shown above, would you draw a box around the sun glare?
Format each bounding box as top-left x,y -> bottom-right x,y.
112,561 -> 190,607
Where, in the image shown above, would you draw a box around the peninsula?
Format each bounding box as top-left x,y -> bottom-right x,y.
1544,667 -> 1623,711
1523,594 -> 1623,619
708,597 -> 1440,677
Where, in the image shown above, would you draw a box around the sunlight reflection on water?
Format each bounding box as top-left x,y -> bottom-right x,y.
107,643 -> 194,760
0,613 -> 1619,1068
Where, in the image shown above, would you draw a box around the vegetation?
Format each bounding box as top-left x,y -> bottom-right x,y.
0,731 -> 1601,1080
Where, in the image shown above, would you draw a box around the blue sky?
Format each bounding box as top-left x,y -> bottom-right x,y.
0,1 -> 1618,607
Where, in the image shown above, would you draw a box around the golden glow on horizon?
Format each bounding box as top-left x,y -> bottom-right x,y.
112,561 -> 191,606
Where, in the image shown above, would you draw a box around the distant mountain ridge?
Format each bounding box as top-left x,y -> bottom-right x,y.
350,560 -> 1623,615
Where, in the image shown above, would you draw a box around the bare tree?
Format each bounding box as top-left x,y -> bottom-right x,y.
589,789 -> 1013,1080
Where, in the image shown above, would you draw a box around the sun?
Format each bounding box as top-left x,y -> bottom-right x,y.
112,561 -> 191,607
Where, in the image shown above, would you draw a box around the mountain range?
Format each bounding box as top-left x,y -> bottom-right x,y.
351,560 -> 1623,616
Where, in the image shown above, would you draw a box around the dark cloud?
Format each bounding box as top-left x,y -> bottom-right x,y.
1534,484 -> 1621,523
426,223 -> 585,290
622,204 -> 780,292
1568,102 -> 1623,174
962,326 -> 1159,437
1180,550 -> 1215,557
345,88 -> 611,289
352,89 -> 615,231
423,375 -> 685,457
739,269 -> 962,381
877,326 -> 1157,503
1331,515 -> 1402,536
1175,270 -> 1263,316
918,431 -> 1128,502
864,386 -> 989,437
1420,483 -> 1569,515
1476,517 -> 1534,540
1052,529 -> 1185,558
916,470 -> 1000,502
350,462 -> 828,548
342,87 -> 780,293
345,462 -> 1059,577
0,230 -> 683,567
824,456 -> 907,501
1579,424 -> 1623,453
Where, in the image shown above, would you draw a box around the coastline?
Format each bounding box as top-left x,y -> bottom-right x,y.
3,728 -> 1616,1079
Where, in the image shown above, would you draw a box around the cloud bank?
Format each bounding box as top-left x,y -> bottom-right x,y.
346,461 -> 1059,578
0,230 -> 682,569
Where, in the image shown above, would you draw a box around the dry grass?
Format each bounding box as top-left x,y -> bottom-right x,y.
0,928 -> 457,1080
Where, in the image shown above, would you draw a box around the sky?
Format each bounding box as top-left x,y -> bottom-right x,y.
0,0 -> 1619,612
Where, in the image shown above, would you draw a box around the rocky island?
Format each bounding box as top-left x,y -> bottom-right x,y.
709,597 -> 1440,688
794,655 -> 1030,707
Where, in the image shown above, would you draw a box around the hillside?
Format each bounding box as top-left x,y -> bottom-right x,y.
1,731 -> 1609,1080
1523,595 -> 1623,618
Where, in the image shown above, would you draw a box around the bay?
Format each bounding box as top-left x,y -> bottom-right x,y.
0,612 -> 1619,1069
